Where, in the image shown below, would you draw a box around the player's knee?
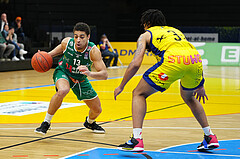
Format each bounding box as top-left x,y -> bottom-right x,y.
132,88 -> 148,98
56,88 -> 69,97
93,106 -> 102,114
97,106 -> 102,114
132,88 -> 139,97
181,94 -> 195,104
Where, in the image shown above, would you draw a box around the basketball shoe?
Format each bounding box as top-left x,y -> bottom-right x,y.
197,134 -> 219,150
83,117 -> 105,133
118,137 -> 144,152
34,121 -> 51,135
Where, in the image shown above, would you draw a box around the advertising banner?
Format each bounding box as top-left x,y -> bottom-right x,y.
184,33 -> 218,42
192,42 -> 240,66
111,42 -> 240,66
111,42 -> 156,65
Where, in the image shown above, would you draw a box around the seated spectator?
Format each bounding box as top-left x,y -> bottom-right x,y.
0,32 -> 14,61
99,34 -> 118,67
0,13 -> 8,32
2,24 -> 27,61
12,30 -> 26,60
11,16 -> 25,42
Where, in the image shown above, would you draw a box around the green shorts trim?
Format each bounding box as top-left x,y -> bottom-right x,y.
53,67 -> 98,101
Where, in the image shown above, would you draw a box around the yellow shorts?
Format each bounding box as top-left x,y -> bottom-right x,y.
143,48 -> 204,92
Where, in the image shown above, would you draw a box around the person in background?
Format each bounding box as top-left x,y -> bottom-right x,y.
12,30 -> 26,60
11,16 -> 25,42
0,32 -> 14,61
0,13 -> 8,32
2,24 -> 27,61
99,34 -> 118,67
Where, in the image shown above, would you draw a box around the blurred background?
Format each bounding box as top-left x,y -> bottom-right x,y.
0,0 -> 240,70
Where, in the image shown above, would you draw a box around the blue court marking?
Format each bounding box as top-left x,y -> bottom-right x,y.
0,84 -> 54,93
61,139 -> 240,159
0,74 -> 143,93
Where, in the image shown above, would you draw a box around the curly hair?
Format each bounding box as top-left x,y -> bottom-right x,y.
141,9 -> 167,27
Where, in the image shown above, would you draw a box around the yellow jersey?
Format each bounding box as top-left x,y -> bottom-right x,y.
144,26 -> 203,91
147,26 -> 195,61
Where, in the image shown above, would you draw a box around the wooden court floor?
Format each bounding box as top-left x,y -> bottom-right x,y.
0,65 -> 239,158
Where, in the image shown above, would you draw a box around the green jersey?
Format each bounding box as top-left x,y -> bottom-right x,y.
58,38 -> 95,81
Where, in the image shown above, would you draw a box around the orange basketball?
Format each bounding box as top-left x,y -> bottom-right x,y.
31,51 -> 53,73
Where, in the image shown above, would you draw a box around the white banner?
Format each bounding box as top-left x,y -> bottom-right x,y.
0,101 -> 85,116
184,33 -> 218,42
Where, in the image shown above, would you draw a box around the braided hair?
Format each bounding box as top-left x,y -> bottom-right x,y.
141,9 -> 167,27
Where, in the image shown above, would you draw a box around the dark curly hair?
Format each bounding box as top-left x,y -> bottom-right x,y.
73,22 -> 90,35
141,9 -> 167,27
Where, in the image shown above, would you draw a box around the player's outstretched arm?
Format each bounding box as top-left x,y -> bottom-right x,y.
114,32 -> 149,100
77,46 -> 108,80
48,37 -> 71,57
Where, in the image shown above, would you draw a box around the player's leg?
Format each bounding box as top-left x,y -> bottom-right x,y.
118,57 -> 176,151
71,79 -> 105,133
47,78 -> 70,115
180,87 -> 209,128
35,69 -> 70,135
118,78 -> 157,151
180,53 -> 220,150
180,87 -> 219,150
84,97 -> 102,120
132,78 -> 157,128
83,97 -> 105,133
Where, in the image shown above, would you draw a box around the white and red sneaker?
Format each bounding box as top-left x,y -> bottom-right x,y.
197,134 -> 219,151
118,137 -> 144,152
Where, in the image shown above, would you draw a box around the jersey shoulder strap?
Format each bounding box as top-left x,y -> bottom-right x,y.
85,41 -> 95,53
63,38 -> 75,53
88,41 -> 95,49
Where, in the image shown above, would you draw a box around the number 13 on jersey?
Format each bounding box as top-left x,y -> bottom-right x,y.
73,59 -> 81,66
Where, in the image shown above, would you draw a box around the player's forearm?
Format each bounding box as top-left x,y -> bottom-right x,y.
48,44 -> 63,57
89,70 -> 108,80
119,62 -> 140,89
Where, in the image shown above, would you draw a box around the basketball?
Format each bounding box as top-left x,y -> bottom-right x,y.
31,51 -> 53,73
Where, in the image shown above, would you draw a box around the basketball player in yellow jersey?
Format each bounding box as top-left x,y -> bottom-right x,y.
115,9 -> 219,151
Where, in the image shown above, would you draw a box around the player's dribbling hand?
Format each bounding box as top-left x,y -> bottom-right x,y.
114,86 -> 123,100
194,86 -> 208,104
77,65 -> 91,76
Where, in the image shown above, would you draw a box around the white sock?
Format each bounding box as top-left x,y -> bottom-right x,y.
133,128 -> 142,139
87,116 -> 95,124
202,126 -> 214,136
44,112 -> 53,124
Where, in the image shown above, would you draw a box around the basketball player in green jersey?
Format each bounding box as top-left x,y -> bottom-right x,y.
35,22 -> 108,135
